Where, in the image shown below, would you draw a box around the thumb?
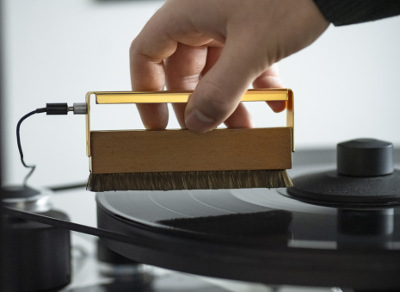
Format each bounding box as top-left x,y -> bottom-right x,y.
184,37 -> 269,133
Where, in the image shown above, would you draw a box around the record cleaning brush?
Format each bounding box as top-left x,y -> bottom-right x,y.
85,89 -> 294,191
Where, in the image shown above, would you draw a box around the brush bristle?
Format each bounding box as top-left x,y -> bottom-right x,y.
87,170 -> 293,192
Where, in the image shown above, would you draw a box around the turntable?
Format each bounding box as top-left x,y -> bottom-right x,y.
93,138 -> 400,291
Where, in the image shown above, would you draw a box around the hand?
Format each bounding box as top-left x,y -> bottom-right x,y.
130,0 -> 329,133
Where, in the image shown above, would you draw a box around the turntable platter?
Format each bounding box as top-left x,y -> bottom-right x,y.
96,148 -> 400,290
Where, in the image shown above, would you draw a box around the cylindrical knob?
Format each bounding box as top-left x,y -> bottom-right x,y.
337,138 -> 394,177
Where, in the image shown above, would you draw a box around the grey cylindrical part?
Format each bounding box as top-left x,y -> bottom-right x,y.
337,138 -> 394,177
73,103 -> 88,115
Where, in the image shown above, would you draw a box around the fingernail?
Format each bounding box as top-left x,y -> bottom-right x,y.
185,109 -> 215,133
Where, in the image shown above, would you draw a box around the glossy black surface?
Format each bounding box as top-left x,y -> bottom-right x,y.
96,148 -> 400,289
97,187 -> 400,249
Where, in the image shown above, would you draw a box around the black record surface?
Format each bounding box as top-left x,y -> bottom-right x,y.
96,149 -> 400,290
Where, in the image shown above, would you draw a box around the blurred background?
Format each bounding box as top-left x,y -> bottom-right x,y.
2,0 -> 400,189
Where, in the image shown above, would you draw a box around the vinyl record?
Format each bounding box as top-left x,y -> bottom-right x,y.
96,149 -> 400,290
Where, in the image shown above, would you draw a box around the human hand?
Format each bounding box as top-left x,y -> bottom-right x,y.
130,0 -> 329,133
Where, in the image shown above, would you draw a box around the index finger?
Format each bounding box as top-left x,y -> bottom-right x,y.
129,12 -> 178,129
129,6 -> 214,129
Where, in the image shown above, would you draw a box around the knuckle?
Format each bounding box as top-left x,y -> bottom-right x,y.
129,39 -> 140,58
202,80 -> 234,116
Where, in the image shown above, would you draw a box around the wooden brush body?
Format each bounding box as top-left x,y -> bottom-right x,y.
90,127 -> 292,174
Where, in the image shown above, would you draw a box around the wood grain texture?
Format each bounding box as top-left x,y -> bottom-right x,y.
90,127 -> 292,174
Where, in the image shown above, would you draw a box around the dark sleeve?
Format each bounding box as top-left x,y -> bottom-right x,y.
312,0 -> 400,26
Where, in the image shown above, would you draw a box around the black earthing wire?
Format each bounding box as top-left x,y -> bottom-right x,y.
15,103 -> 83,187
16,107 -> 47,186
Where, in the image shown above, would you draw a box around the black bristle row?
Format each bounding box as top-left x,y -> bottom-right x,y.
87,170 -> 293,192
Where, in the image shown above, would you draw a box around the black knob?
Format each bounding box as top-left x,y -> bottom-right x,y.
337,138 -> 394,177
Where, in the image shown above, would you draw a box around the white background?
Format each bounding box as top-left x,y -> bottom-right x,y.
2,0 -> 400,188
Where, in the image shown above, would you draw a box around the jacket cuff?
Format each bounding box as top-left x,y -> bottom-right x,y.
312,0 -> 400,26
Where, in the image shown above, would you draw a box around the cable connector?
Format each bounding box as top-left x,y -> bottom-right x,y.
70,103 -> 88,115
45,103 -> 68,115
45,103 -> 87,115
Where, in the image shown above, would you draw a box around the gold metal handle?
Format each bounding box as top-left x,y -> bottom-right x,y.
85,89 -> 294,156
94,89 -> 289,104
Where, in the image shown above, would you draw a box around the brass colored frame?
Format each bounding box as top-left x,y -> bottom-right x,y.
85,89 -> 294,156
